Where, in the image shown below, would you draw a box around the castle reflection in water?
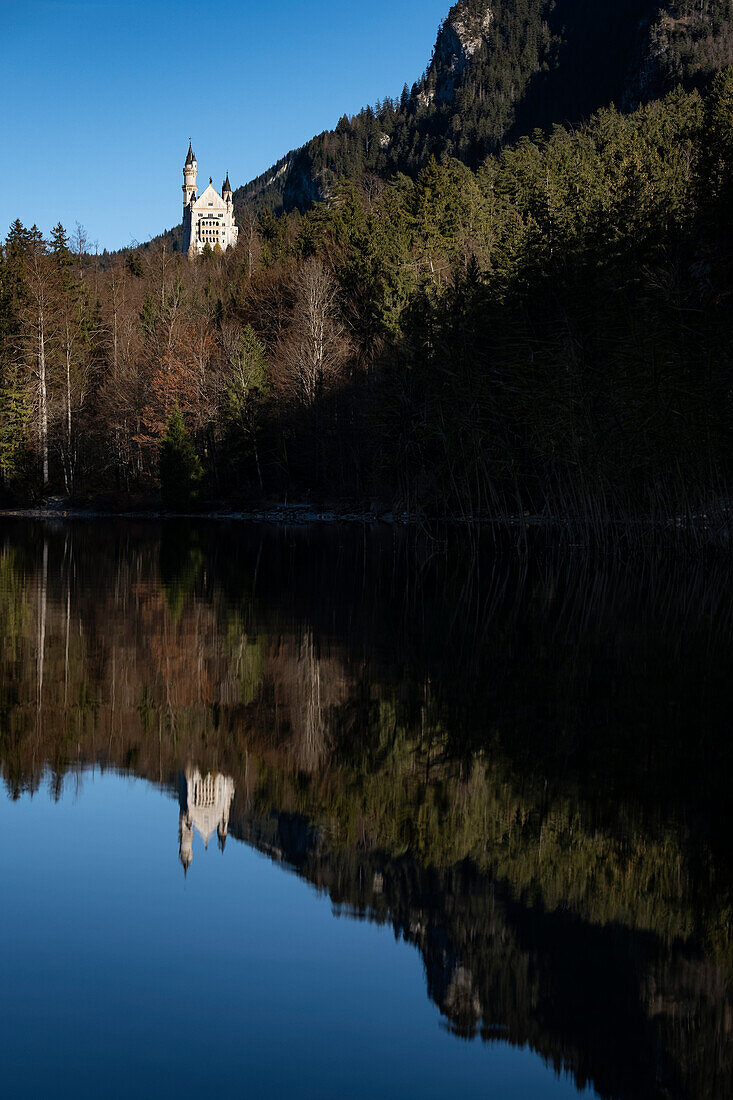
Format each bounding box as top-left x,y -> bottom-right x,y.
178,769 -> 235,873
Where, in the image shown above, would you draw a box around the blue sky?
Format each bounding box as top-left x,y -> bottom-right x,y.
1,0 -> 449,251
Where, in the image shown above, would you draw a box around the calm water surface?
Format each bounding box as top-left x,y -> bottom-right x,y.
0,519 -> 730,1099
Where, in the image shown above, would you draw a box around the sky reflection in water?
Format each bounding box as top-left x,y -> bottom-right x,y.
0,770 -> 593,1100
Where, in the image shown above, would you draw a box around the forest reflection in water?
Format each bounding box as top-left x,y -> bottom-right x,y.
0,517 -> 731,1100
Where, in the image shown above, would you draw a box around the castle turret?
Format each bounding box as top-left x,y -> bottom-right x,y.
183,142 -> 198,208
222,172 -> 233,206
179,813 -> 193,876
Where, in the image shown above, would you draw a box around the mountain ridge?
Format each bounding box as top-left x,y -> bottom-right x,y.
233,0 -> 733,218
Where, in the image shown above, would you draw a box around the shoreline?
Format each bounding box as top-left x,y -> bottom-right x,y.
0,504 -> 396,525
1,503 -> 730,541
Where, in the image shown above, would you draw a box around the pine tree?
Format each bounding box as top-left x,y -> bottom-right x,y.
0,361 -> 32,486
224,325 -> 269,490
50,223 -> 72,268
159,406 -> 203,509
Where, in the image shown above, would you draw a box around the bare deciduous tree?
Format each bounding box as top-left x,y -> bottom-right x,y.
20,242 -> 57,488
239,207 -> 261,278
275,258 -> 349,409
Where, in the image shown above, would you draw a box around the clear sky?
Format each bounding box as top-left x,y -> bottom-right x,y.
1,0 -> 449,251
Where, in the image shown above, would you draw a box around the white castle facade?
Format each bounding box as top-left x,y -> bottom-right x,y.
181,143 -> 239,258
178,767 -> 235,873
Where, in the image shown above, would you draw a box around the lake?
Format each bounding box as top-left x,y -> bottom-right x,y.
0,518 -> 730,1099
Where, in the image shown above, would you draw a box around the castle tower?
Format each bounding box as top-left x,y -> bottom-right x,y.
181,143 -> 198,257
183,142 -> 198,207
179,815 -> 194,875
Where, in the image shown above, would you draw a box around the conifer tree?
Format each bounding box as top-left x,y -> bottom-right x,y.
222,324 -> 269,491
159,406 -> 203,509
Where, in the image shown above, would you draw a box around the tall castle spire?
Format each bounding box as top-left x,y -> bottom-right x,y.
183,141 -> 198,208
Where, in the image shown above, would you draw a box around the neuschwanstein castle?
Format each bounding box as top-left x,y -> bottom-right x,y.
181,143 -> 239,258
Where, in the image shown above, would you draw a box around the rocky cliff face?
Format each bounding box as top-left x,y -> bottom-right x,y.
427,2 -> 495,103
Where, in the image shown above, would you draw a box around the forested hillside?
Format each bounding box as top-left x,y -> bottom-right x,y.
239,0 -> 733,215
2,68 -> 733,527
3,0 -> 733,527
